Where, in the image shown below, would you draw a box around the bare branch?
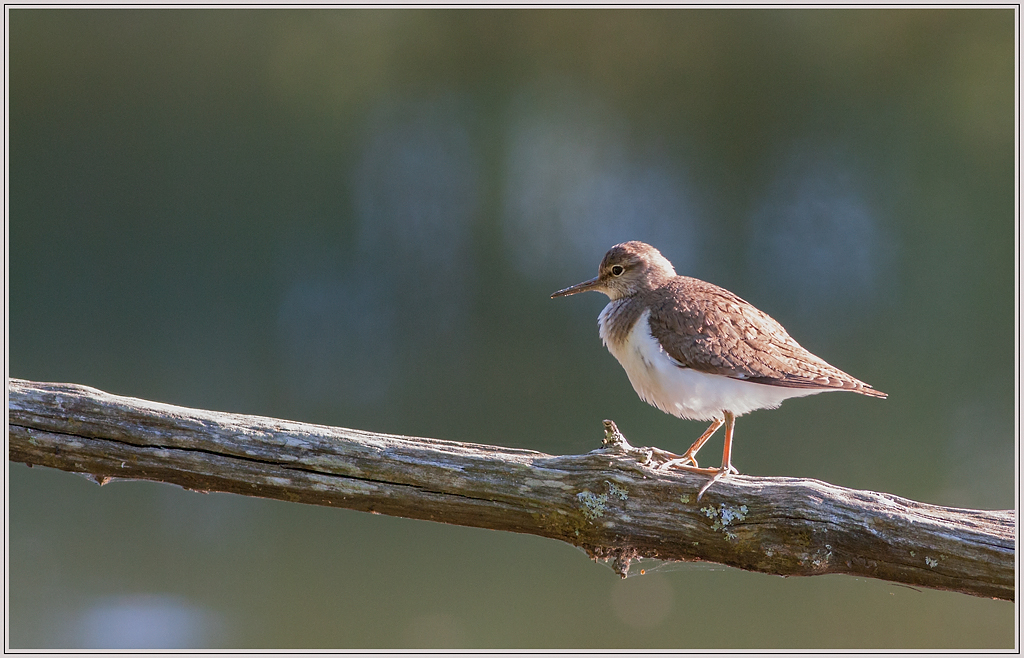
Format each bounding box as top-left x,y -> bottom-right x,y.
7,378 -> 1014,601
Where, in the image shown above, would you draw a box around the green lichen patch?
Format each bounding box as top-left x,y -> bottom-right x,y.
577,490 -> 609,519
700,503 -> 749,540
606,481 -> 629,500
576,481 -> 631,522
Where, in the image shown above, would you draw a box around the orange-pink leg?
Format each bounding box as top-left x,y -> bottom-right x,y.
660,417 -> 724,470
663,411 -> 739,500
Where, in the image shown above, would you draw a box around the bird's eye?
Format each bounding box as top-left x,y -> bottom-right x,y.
611,265 -> 625,276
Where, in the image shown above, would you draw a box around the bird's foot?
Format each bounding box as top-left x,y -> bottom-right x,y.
696,467 -> 738,501
644,445 -> 685,464
662,463 -> 738,500
659,454 -> 699,470
660,463 -> 719,476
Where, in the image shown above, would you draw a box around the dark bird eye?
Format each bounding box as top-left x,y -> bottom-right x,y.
611,265 -> 625,276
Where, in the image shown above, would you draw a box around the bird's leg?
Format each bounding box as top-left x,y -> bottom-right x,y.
696,411 -> 739,500
721,410 -> 739,476
660,417 -> 724,470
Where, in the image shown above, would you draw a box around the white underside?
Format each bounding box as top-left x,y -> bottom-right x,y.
599,307 -> 831,421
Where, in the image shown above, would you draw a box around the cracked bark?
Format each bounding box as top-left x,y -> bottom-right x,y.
7,378 -> 1015,601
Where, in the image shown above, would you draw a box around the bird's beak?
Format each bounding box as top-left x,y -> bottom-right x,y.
551,276 -> 602,298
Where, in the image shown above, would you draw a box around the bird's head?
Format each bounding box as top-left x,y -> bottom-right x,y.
551,241 -> 677,301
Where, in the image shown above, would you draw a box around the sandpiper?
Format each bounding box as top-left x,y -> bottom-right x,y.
552,241 -> 886,498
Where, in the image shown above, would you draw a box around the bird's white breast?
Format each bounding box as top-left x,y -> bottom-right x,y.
598,305 -> 827,421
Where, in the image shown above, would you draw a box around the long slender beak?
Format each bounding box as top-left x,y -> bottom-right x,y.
551,276 -> 602,298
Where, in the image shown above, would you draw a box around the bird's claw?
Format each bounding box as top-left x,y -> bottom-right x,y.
696,468 -> 732,501
658,454 -> 698,470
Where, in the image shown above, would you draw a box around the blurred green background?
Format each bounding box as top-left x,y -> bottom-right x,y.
7,8 -> 1015,649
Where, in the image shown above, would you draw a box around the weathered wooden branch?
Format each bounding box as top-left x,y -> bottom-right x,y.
7,378 -> 1015,601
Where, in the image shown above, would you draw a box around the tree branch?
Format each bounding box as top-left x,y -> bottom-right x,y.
7,378 -> 1014,601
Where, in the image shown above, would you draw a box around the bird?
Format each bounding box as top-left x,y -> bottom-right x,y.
551,241 -> 886,498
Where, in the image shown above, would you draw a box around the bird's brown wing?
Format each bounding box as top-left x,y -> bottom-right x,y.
647,277 -> 886,397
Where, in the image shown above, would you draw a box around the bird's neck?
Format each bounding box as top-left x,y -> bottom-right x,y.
598,294 -> 650,351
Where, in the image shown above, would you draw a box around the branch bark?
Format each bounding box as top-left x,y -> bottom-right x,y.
7,378 -> 1015,601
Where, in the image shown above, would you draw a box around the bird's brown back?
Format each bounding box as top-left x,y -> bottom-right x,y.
642,276 -> 887,397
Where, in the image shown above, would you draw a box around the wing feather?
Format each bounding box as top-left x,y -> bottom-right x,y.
646,277 -> 886,398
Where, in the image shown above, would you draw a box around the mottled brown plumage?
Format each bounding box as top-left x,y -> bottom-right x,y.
552,240 -> 886,499
589,242 -> 885,397
647,277 -> 884,394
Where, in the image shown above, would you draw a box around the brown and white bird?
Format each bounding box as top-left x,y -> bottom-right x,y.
552,241 -> 886,498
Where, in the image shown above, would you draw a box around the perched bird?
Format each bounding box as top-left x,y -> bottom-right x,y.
551,241 -> 886,498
